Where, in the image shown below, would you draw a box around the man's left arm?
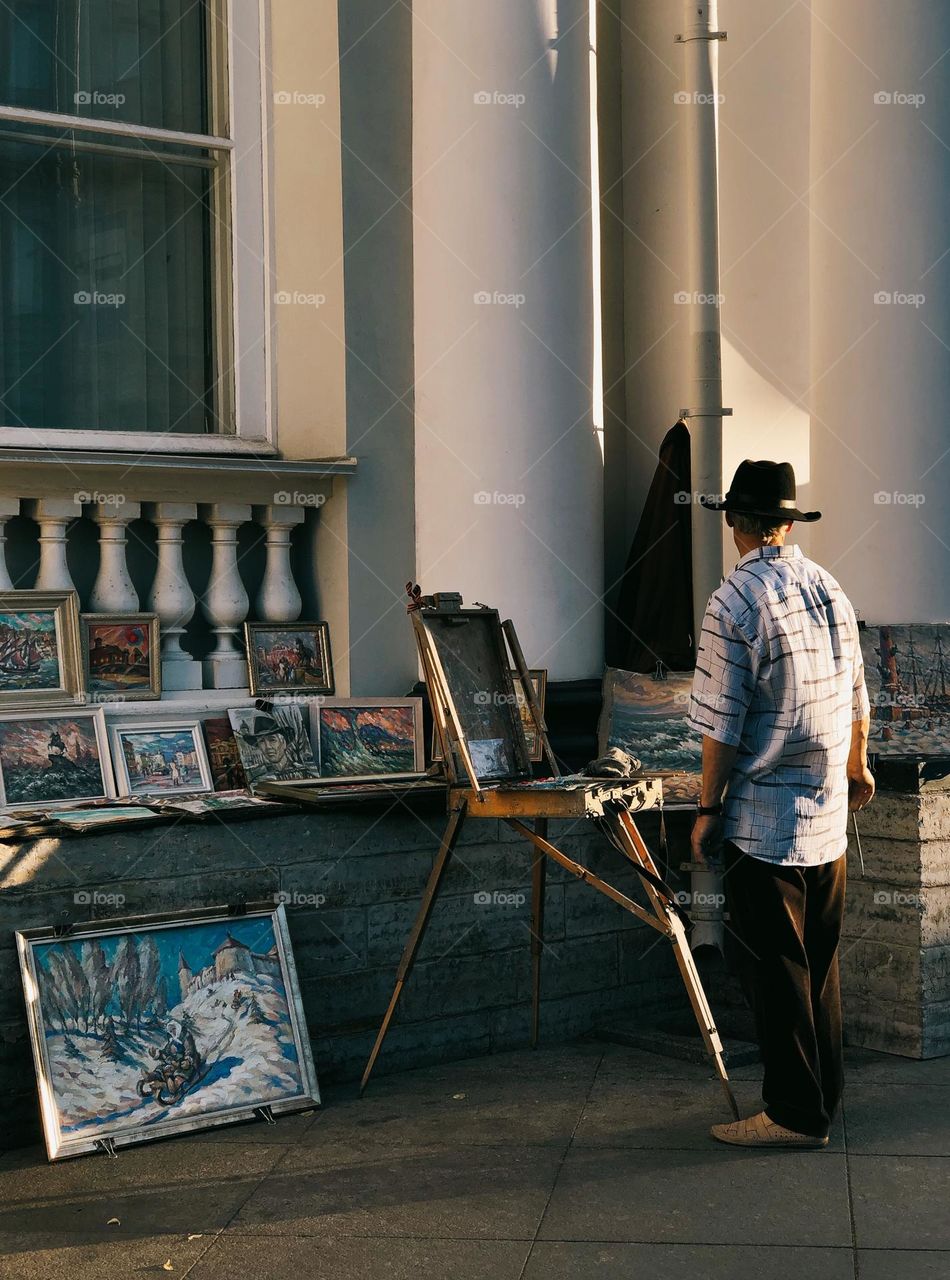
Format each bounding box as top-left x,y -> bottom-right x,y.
847,616 -> 874,811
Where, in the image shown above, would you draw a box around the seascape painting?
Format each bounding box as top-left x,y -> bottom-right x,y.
312,699 -> 423,781
245,623 -> 333,696
0,711 -> 112,810
598,668 -> 702,806
82,615 -> 159,698
18,907 -> 319,1159
861,624 -> 950,756
114,725 -> 211,797
0,610 -> 60,692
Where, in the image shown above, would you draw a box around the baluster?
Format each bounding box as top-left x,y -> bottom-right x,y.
27,497 -> 83,592
144,502 -> 202,692
0,498 -> 19,590
254,504 -> 304,623
199,503 -> 252,689
89,499 -> 141,612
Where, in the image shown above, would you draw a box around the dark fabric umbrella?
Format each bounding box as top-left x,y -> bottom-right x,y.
610,420 -> 695,672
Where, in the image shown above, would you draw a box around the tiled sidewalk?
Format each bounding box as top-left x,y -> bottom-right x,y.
2,1039 -> 949,1278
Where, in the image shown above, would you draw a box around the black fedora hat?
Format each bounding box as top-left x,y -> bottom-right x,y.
700,459 -> 821,523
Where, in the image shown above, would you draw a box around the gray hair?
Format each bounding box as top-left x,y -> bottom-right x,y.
731,511 -> 788,539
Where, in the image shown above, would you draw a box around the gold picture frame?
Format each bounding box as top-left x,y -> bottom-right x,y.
0,590 -> 84,710
80,613 -> 161,701
244,622 -> 334,697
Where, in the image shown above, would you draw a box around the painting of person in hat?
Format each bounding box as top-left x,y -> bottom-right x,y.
687,459 -> 875,1150
231,708 -> 307,783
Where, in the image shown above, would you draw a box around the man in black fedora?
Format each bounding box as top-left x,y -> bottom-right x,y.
688,459 -> 875,1148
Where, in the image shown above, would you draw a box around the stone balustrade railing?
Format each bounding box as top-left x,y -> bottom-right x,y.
0,449 -> 356,694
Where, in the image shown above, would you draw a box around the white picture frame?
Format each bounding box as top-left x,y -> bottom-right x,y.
110,720 -> 213,798
308,697 -> 425,782
0,707 -> 115,813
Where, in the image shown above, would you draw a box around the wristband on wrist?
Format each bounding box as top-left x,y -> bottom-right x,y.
697,802 -> 723,816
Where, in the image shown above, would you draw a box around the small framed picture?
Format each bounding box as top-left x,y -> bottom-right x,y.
0,590 -> 84,709
310,698 -> 425,782
0,708 -> 114,812
244,623 -> 334,697
111,721 -> 213,798
16,903 -> 320,1160
81,613 -> 161,701
201,715 -> 249,791
432,670 -> 548,764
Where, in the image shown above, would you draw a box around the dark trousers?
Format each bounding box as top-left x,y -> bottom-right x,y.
723,841 -> 846,1138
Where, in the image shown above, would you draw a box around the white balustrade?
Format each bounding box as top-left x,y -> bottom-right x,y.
199,503 -> 253,689
255,504 -> 304,623
145,502 -> 202,692
0,497 -> 18,590
27,497 -> 83,592
89,499 -> 141,612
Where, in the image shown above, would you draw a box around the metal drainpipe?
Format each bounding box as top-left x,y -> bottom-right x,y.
676,0 -> 730,644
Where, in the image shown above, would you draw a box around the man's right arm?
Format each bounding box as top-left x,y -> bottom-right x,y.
848,619 -> 874,811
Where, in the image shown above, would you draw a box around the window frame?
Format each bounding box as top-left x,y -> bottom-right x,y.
0,0 -> 274,455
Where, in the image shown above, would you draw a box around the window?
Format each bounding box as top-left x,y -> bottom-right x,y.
0,1 -> 269,447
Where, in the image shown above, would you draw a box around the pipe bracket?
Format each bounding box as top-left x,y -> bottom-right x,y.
679,408 -> 733,419
674,31 -> 728,43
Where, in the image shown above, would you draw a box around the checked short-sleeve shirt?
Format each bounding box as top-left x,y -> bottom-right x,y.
687,544 -> 869,866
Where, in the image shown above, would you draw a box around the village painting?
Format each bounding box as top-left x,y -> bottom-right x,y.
0,610 -> 61,693
245,623 -> 333,696
20,911 -> 317,1158
861,624 -> 950,756
114,725 -> 210,796
0,712 -> 110,809
312,700 -> 422,780
83,616 -> 159,698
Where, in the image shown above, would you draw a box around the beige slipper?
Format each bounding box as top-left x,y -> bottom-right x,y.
710,1110 -> 829,1149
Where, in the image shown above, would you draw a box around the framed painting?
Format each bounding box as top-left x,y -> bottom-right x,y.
228,702 -> 319,787
431,670 -> 547,765
310,698 -> 425,782
860,623 -> 950,756
0,708 -> 115,812
81,613 -> 161,700
111,722 -> 213,797
201,715 -> 249,792
244,623 -> 334,697
0,590 -> 84,709
597,668 -> 702,807
16,903 -> 320,1160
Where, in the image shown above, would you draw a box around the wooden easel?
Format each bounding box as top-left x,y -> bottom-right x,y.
360,591 -> 739,1121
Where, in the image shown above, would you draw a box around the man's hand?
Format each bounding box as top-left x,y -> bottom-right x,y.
691,812 -> 723,865
848,764 -> 875,812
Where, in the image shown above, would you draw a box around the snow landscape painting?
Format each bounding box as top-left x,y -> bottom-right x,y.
17,906 -> 319,1159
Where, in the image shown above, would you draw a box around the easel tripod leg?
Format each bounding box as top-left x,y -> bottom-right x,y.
359,801 -> 467,1094
610,811 -> 740,1121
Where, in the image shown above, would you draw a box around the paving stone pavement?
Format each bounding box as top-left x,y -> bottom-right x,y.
1,1039 -> 948,1278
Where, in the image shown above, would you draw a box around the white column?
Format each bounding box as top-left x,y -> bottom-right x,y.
809,0 -> 950,619
254,505 -> 305,623
412,0 -> 603,678
27,497 -> 83,592
0,497 -> 19,590
200,503 -> 252,689
89,499 -> 141,613
145,502 -> 202,692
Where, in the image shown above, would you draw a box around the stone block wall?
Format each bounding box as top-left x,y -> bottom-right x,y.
842,765 -> 950,1057
0,799 -> 687,1147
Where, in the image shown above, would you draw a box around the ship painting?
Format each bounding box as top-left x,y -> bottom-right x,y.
0,611 -> 60,692
860,625 -> 950,755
